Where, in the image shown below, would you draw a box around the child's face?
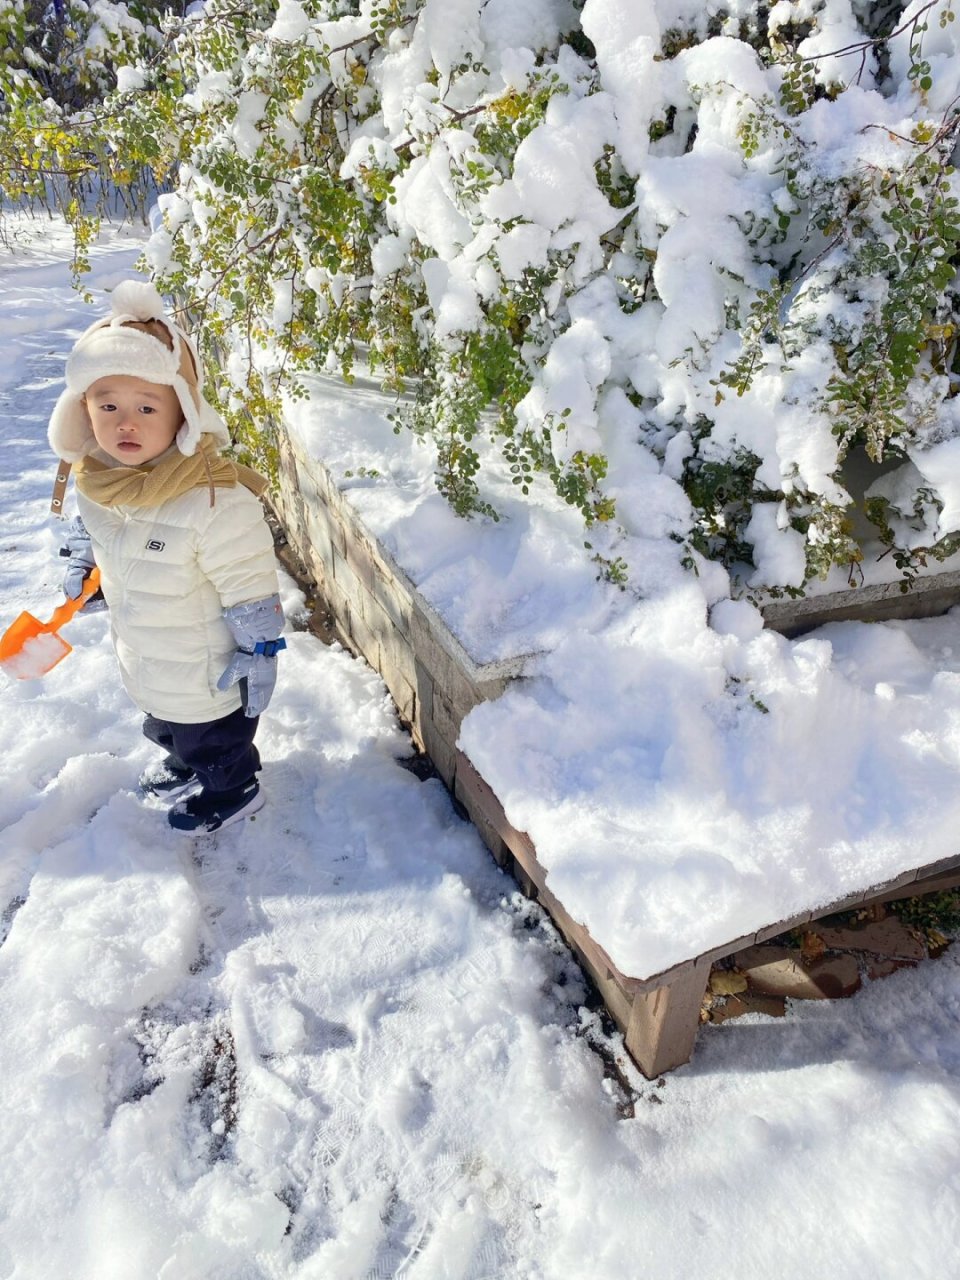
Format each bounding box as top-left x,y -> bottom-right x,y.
85,375 -> 183,465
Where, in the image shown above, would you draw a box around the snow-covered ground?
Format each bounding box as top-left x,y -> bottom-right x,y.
1,217 -> 959,1279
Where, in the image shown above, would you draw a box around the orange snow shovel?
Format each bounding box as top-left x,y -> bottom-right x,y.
0,568 -> 102,680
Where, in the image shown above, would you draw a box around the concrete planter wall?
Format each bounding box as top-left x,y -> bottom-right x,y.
272,429 -> 523,789
759,570 -> 960,636
758,446 -> 960,635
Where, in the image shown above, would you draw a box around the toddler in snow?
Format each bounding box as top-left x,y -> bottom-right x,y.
48,280 -> 285,834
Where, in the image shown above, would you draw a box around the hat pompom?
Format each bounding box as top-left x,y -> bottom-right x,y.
109,279 -> 167,322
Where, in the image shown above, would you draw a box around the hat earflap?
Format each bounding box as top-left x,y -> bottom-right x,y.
47,388 -> 95,464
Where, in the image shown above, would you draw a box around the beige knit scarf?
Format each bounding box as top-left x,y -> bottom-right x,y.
73,434 -> 268,509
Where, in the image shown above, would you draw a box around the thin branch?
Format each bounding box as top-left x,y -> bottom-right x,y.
860,93 -> 960,156
439,100 -> 487,123
798,0 -> 941,64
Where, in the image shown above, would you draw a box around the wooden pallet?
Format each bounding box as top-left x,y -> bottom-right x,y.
270,429 -> 960,1079
454,750 -> 960,1078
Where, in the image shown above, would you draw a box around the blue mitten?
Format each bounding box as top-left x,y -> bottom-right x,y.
59,515 -> 107,612
217,593 -> 286,717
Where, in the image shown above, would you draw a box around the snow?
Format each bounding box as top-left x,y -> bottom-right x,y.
285,371 -> 625,663
285,338 -> 960,981
0,629 -> 71,680
2,221 -> 960,1280
478,0 -> 566,59
314,0 -> 960,606
581,0 -> 660,175
266,0 -> 313,44
906,437 -> 960,539
392,148 -> 474,263
511,92 -> 618,236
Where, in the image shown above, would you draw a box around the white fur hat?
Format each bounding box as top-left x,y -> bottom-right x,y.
48,279 -> 231,462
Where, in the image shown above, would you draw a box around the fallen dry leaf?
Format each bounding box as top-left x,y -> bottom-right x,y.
709,970 -> 748,997
800,930 -> 826,964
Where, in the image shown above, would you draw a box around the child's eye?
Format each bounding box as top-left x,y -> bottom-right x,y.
98,402 -> 117,412
140,406 -> 156,414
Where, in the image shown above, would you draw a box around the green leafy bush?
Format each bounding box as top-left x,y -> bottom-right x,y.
7,0 -> 960,597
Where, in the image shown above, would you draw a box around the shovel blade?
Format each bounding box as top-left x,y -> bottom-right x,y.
0,610 -> 44,659
0,569 -> 100,680
0,627 -> 72,679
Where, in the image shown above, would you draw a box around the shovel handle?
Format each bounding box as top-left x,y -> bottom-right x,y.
45,566 -> 102,632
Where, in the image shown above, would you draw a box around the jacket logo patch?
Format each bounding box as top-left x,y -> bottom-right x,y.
145,539 -> 166,552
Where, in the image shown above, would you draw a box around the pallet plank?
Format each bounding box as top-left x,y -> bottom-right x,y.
624,962 -> 710,1079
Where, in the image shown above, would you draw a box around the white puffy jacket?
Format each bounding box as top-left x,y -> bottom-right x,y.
78,484 -> 279,723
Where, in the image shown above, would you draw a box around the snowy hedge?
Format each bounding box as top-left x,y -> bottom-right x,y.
0,0 -> 176,250
10,0 -> 960,593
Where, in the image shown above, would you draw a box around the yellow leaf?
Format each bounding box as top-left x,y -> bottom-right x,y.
709,970 -> 748,996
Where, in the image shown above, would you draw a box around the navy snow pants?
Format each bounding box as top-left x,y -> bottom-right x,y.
142,706 -> 261,794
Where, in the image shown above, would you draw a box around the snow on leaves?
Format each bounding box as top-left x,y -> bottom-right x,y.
7,0 -> 960,593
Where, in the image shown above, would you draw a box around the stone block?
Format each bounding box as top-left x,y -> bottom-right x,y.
408,605 -> 473,688
445,677 -> 486,730
432,685 -> 465,744
341,526 -> 379,596
625,961 -> 710,1078
737,946 -> 862,1000
413,658 -> 435,725
373,622 -> 417,729
366,592 -> 407,659
378,616 -> 417,695
318,567 -> 348,618
418,714 -> 459,792
392,671 -> 417,729
454,751 -> 503,839
305,546 -> 331,598
277,435 -> 298,481
761,570 -> 960,637
289,454 -> 329,512
590,963 -> 635,1031
474,674 -> 510,706
463,801 -> 513,870
304,509 -> 335,569
330,547 -> 366,618
301,454 -> 337,509
345,602 -> 381,674
327,509 -> 349,560
346,520 -> 383,575
367,559 -> 413,633
752,912 -> 813,946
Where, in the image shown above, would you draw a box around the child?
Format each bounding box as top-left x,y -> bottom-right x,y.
48,280 -> 285,834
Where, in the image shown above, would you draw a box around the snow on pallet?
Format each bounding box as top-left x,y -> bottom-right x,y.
454,751 -> 960,1074
273,424 -> 960,1078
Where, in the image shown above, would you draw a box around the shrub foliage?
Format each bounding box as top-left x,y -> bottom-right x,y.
5,0 -> 960,592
